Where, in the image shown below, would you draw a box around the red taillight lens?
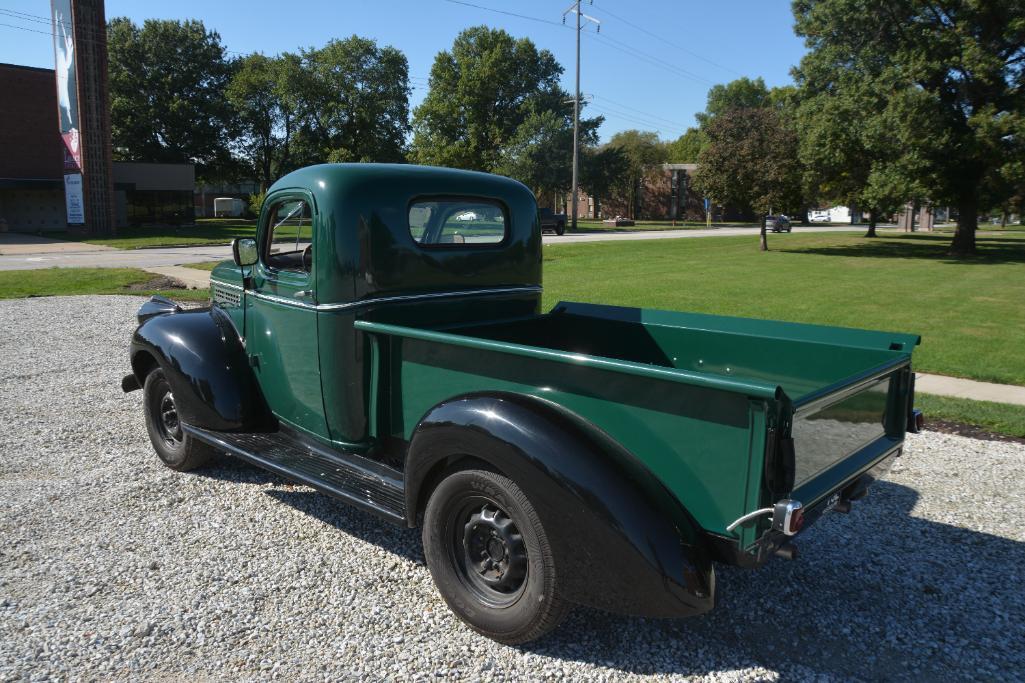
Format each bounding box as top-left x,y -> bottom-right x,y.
788,507 -> 805,534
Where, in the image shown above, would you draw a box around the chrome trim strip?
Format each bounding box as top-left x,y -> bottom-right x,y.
318,286 -> 542,311
209,281 -> 542,312
793,359 -> 909,416
210,279 -> 243,291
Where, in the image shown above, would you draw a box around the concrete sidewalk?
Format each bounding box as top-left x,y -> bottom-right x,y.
144,265 -> 212,290
916,373 -> 1025,407
0,232 -> 114,256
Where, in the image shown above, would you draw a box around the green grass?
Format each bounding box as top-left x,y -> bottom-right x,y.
55,218 -> 257,249
541,231 -> 1025,385
184,261 -> 219,271
0,268 -> 210,301
572,219 -> 753,232
916,393 -> 1025,438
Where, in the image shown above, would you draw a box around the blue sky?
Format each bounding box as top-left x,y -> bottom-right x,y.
0,0 -> 808,143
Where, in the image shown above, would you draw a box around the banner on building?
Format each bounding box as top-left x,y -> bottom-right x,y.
64,173 -> 85,224
52,0 -> 84,224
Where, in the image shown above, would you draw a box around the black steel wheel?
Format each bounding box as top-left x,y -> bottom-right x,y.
142,368 -> 216,471
555,221 -> 565,236
422,469 -> 568,644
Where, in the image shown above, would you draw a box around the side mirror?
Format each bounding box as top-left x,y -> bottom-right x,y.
232,238 -> 258,267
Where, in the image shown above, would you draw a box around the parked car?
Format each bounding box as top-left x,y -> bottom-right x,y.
123,163 -> 922,645
538,207 -> 566,235
767,214 -> 792,232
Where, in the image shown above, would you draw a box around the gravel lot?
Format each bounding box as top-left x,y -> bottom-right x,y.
1,295 -> 1023,682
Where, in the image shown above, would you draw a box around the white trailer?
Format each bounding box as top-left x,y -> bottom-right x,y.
213,197 -> 245,218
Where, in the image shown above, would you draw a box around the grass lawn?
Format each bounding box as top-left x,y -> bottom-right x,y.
184,261 -> 219,271
55,218 -> 257,249
0,268 -> 210,302
541,231 -> 1025,386
917,394 -> 1025,438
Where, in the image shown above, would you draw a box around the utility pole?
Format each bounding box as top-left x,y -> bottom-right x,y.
563,1 -> 599,231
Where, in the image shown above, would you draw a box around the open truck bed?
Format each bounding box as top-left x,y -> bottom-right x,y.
357,301 -> 919,564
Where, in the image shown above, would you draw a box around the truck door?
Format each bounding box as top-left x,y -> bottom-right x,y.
246,192 -> 327,437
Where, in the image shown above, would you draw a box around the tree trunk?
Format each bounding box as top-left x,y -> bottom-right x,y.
950,196 -> 978,255
760,215 -> 768,251
864,212 -> 878,238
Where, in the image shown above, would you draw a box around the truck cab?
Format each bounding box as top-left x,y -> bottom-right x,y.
125,163 -> 920,644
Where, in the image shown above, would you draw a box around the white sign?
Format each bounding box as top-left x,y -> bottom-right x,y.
64,173 -> 85,225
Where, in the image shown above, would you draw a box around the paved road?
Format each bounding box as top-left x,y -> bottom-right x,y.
0,225 -> 869,271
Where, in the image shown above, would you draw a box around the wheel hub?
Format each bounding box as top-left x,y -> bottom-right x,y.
462,503 -> 527,595
158,392 -> 182,444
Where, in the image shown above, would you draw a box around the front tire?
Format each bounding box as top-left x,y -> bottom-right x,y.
142,368 -> 217,471
422,469 -> 569,644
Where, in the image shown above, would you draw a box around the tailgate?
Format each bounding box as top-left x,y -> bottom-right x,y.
788,360 -> 912,504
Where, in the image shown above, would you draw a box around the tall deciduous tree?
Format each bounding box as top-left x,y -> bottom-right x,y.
666,128 -> 706,163
228,54 -> 287,191
580,145 -> 629,219
410,27 -> 566,171
695,77 -> 772,128
494,109 -> 601,207
108,18 -> 235,178
693,108 -> 802,250
606,130 -> 669,219
793,0 -> 1025,254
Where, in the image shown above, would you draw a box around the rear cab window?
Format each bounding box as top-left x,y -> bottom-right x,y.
409,198 -> 507,246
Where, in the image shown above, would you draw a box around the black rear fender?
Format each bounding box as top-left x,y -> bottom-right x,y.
405,392 -> 714,618
129,304 -> 269,431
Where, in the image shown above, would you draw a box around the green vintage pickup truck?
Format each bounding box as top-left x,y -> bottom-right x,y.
123,163 -> 922,644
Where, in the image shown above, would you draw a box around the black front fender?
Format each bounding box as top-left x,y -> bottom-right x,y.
129,304 -> 268,431
406,393 -> 714,619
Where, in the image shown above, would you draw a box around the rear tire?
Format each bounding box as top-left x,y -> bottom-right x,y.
142,368 -> 217,471
555,222 -> 565,236
422,468 -> 569,644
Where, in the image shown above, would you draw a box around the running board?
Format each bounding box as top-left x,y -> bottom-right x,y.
184,425 -> 406,525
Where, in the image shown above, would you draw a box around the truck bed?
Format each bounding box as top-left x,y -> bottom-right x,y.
356,301 -> 918,556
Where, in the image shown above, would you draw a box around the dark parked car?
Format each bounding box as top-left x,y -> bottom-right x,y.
767,214 -> 792,233
538,207 -> 566,235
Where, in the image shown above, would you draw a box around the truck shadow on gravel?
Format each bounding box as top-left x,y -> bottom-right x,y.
526,480 -> 1025,681
206,462 -> 1024,680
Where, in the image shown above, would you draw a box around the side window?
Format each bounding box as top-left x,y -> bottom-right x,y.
409,199 -> 506,246
264,198 -> 313,273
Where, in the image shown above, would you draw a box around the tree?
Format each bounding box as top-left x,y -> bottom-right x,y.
666,128 -> 705,163
695,77 -> 771,128
108,18 -> 235,178
797,81 -> 924,237
302,37 -> 410,164
793,0 -> 1025,255
410,26 -> 567,171
606,130 -> 669,219
579,145 -> 629,219
228,54 -> 286,191
494,109 -> 601,207
693,108 -> 802,250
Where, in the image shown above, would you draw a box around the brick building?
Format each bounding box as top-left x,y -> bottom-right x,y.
0,62 -> 194,232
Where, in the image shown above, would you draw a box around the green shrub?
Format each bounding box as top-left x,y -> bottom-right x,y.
248,191 -> 266,218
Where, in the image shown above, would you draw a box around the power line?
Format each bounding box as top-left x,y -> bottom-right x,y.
591,94 -> 691,129
586,30 -> 714,85
591,2 -> 742,78
589,105 -> 686,137
442,0 -> 566,28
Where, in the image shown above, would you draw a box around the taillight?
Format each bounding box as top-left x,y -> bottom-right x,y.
772,499 -> 804,536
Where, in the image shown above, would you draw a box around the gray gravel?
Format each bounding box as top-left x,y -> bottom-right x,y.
1,295 -> 1023,682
